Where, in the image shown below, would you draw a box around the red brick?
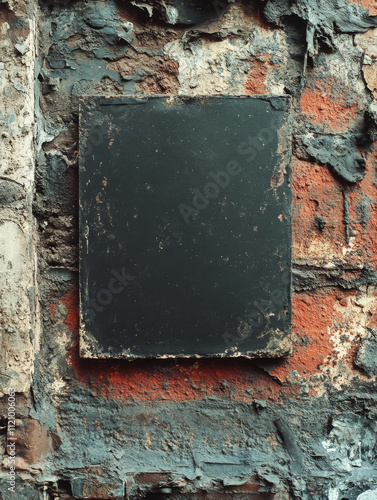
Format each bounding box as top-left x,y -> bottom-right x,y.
300,78 -> 359,132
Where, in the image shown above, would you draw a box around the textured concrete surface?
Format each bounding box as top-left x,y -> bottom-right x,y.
1,0 -> 377,498
0,0 -> 39,396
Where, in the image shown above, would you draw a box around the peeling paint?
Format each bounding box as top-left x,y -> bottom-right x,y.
1,0 -> 377,496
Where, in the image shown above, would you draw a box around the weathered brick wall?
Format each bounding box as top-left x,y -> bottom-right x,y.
1,0 -> 377,498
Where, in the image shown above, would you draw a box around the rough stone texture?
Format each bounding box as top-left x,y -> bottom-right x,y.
354,328 -> 377,376
1,0 -> 377,498
0,0 -> 39,396
355,28 -> 377,99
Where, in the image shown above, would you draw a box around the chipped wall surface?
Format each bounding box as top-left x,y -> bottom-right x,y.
0,0 -> 39,396
1,0 -> 377,498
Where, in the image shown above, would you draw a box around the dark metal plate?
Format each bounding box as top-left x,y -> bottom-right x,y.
79,95 -> 292,359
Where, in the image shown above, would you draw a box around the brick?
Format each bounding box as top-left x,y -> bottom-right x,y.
9,419 -> 54,465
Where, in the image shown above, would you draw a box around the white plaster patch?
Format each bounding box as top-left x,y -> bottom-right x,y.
328,487 -> 339,500
357,490 -> 377,500
163,4 -> 179,24
164,29 -> 287,95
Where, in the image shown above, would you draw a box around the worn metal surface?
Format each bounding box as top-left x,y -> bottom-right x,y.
79,95 -> 291,359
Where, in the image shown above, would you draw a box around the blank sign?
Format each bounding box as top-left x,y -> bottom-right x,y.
79,95 -> 292,359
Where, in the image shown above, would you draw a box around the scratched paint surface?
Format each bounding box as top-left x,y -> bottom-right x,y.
79,95 -> 292,359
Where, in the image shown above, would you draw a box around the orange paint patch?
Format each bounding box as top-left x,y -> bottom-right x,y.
349,0 -> 377,14
292,158 -> 345,259
244,54 -> 273,94
292,149 -> 377,267
62,287 -> 283,402
300,78 -> 358,132
62,286 -> 79,333
49,303 -> 56,319
270,291 -> 354,383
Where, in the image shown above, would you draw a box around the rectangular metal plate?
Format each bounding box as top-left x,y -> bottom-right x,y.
79,95 -> 292,359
